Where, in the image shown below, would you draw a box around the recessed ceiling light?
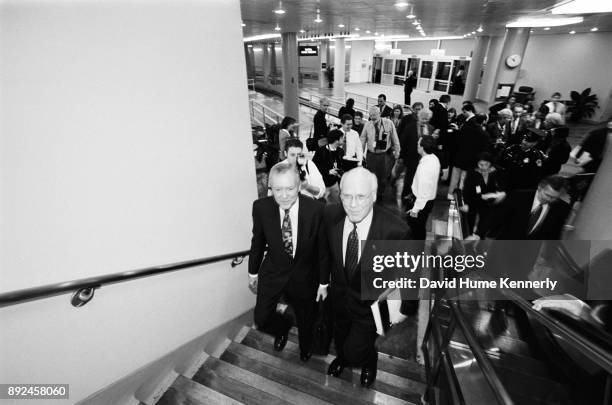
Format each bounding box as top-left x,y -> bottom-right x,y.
374,32 -> 379,35
355,27 -> 360,31
274,1 -> 285,15
543,27 -> 551,30
591,27 -> 599,31
530,29 -> 534,33
406,14 -> 416,19
299,29 -> 305,33
412,20 -> 419,25
366,30 -> 371,34
477,25 -> 483,32
506,16 -> 583,28
569,30 -> 576,34
314,8 -> 322,23
242,22 -> 246,27
471,31 -> 476,34
338,24 -> 345,28
395,1 -> 409,9
274,24 -> 281,31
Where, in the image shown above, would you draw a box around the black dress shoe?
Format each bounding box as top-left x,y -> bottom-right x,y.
274,334 -> 288,351
360,367 -> 377,387
327,358 -> 344,377
300,350 -> 312,362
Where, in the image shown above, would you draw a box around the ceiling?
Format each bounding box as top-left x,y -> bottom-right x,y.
240,0 -> 612,40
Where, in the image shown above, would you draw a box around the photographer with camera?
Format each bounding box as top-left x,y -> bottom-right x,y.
361,106 -> 400,200
313,129 -> 345,203
280,138 -> 326,201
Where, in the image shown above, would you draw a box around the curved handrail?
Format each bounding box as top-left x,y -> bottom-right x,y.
0,249 -> 250,308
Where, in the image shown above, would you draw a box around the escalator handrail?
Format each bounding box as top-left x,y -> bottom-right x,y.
0,249 -> 251,308
448,300 -> 516,405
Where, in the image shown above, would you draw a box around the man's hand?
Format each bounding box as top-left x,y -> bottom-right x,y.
409,209 -> 419,218
316,285 -> 328,302
248,276 -> 258,295
329,168 -> 341,177
459,204 -> 469,213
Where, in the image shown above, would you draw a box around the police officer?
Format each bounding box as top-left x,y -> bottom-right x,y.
498,129 -> 546,190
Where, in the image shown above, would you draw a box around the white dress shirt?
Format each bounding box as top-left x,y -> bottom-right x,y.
342,209 -> 374,265
411,153 -> 440,211
342,128 -> 364,163
529,193 -> 550,234
279,158 -> 326,199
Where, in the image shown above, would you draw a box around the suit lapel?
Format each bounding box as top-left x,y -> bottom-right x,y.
294,196 -> 307,260
331,210 -> 346,282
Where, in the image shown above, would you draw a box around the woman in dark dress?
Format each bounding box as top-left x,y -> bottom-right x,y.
460,152 -> 506,238
338,98 -> 356,119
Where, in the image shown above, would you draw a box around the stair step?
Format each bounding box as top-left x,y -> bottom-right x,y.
241,328 -> 423,404
495,366 -> 570,404
287,327 -> 426,383
194,356 -> 332,405
220,342 -> 378,405
156,374 -> 244,405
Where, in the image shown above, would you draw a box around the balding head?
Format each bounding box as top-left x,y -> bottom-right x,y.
340,167 -> 377,223
268,162 -> 300,210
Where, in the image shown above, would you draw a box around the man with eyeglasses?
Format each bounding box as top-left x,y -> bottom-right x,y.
248,163 -> 328,363
313,97 -> 330,142
321,167 -> 411,387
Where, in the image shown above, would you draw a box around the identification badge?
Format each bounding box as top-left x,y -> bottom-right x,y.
475,186 -> 481,194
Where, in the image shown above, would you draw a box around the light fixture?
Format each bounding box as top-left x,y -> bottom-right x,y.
477,25 -> 483,32
299,29 -> 305,33
506,16 -> 583,28
338,24 -> 345,28
569,30 -> 576,34
354,27 -> 360,31
243,33 -> 282,42
552,0 -> 612,14
314,8 -> 322,23
241,22 -> 246,27
591,27 -> 599,31
394,1 -> 409,9
471,31 -> 476,34
274,23 -> 281,31
365,30 -> 371,34
543,27 -> 551,30
274,1 -> 285,15
374,32 -> 379,35
412,20 -> 419,25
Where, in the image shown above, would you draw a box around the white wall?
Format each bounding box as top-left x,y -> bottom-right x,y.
517,31 -> 612,122
349,40 -> 374,83
0,0 -> 256,403
439,38 -> 475,57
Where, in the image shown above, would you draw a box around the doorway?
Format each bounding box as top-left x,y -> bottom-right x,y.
371,56 -> 382,83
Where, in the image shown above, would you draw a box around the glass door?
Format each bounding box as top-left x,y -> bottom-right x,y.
381,58 -> 395,85
450,60 -> 470,95
418,60 -> 434,91
393,59 -> 407,85
433,61 -> 452,92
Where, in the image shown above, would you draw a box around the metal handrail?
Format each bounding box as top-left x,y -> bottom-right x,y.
249,99 -> 283,126
449,300 -> 516,405
0,249 -> 250,308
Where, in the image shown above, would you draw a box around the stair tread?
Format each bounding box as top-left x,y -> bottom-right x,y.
241,328 -> 423,404
287,327 -> 426,383
156,374 -> 244,405
196,356 -> 333,405
220,343 -> 382,405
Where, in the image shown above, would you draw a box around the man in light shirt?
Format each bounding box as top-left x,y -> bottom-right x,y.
339,114 -> 363,165
248,163 -> 328,362
361,106 -> 401,200
321,167 -> 411,387
281,138 -> 326,200
408,135 -> 441,240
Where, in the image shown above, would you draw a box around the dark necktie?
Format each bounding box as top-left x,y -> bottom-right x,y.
527,204 -> 543,234
345,223 -> 359,278
282,209 -> 293,256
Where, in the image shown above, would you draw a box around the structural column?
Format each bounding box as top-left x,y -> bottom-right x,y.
319,41 -> 328,88
281,32 -> 299,121
333,38 -> 346,96
262,43 -> 271,87
463,35 -> 489,102
270,43 -> 278,84
244,44 -> 255,79
484,28 -> 530,104
477,36 -> 503,102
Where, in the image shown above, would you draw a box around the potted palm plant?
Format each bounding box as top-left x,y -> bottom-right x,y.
567,88 -> 599,122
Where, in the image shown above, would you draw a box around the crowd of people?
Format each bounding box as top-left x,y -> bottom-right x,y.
249,89 -> 610,387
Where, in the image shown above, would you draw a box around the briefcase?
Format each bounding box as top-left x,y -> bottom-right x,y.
311,300 -> 332,355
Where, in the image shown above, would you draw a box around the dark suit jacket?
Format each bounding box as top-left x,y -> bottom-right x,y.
380,105 -> 393,118
322,204 -> 411,318
486,122 -> 510,144
454,118 -> 491,170
397,115 -> 420,167
489,189 -> 571,240
248,195 -> 327,300
430,103 -> 448,134
404,75 -> 417,93
313,110 -> 328,140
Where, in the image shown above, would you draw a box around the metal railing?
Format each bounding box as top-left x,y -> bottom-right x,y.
0,250 -> 250,308
249,99 -> 284,127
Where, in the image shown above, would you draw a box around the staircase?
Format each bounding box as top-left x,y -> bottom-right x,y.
156,325 -> 426,405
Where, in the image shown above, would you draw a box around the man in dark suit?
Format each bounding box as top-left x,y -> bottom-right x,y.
377,94 -> 393,118
404,70 -> 417,106
248,162 -> 328,362
321,167 -> 411,387
430,94 -> 450,136
313,97 -> 330,141
507,104 -> 529,145
489,175 -> 571,240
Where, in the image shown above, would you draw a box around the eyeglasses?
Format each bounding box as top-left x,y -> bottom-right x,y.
340,193 -> 371,204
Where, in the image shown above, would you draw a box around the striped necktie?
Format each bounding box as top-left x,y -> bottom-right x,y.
345,223 -> 359,278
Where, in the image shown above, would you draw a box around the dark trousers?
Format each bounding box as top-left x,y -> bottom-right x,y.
254,285 -> 315,352
333,304 -> 378,369
408,200 -> 434,240
366,152 -> 393,198
404,91 -> 412,106
402,164 -> 418,200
